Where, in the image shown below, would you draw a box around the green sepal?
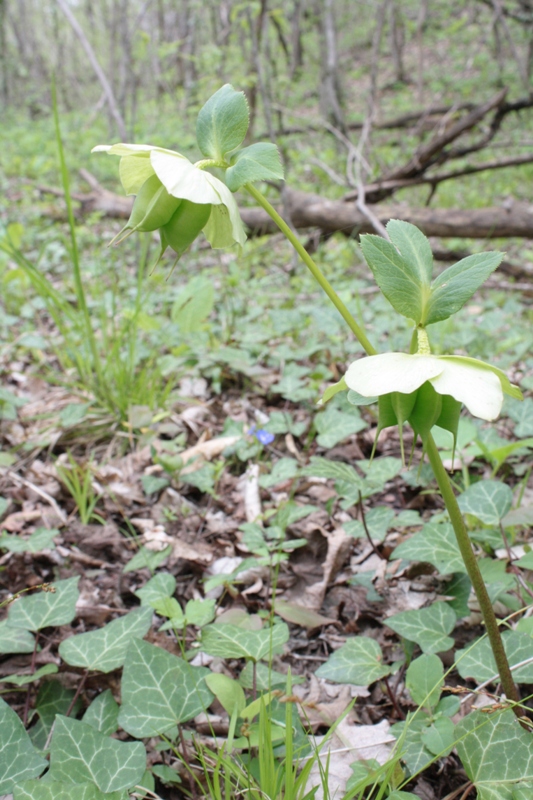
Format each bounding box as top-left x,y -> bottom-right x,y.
320,376 -> 347,405
157,200 -> 212,267
391,391 -> 417,465
408,381 -> 442,445
434,395 -> 462,467
196,84 -> 249,161
111,174 -> 181,245
371,394 -> 400,461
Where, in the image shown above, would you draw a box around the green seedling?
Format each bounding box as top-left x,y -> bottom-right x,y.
55,453 -> 103,524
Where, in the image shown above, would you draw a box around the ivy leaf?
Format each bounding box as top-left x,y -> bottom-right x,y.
360,234 -> 425,323
425,251 -> 503,325
314,404 -> 367,448
0,620 -> 36,654
48,716 -> 146,793
457,480 -> 513,525
58,607 -> 152,673
196,84 -> 249,160
134,573 -> 177,606
0,698 -> 48,792
344,506 -> 395,543
200,620 -> 289,661
13,779 -> 115,799
456,709 -> 533,799
456,631 -> 533,683
118,639 -> 214,738
82,690 -> 120,736
0,527 -> 59,553
225,142 -> 284,191
301,455 -> 362,485
7,577 -> 79,632
1,663 -> 58,687
393,522 -> 466,575
420,716 -> 455,757
28,680 -> 82,751
315,637 -> 391,686
386,603 -> 457,654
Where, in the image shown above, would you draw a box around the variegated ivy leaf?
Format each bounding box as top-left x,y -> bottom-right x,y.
0,698 -> 48,793
59,606 -> 152,673
118,639 -> 214,738
13,779 -> 123,800
200,620 -> 289,661
385,602 -> 457,654
457,479 -> 513,525
82,690 -> 120,736
456,630 -> 533,683
48,716 -> 145,793
7,577 -> 79,632
315,636 -> 391,686
0,619 -> 35,654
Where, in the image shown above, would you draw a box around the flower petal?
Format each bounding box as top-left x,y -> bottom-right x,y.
430,359 -> 503,420
202,177 -> 246,248
150,150 -> 222,205
92,143 -> 177,157
344,353 -> 444,397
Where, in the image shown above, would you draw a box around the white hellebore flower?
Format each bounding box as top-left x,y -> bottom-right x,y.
91,142 -> 247,250
344,352 -> 521,422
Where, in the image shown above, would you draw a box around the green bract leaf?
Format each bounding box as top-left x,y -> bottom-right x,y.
200,620 -> 289,661
457,479 -> 513,525
82,690 -> 120,736
360,233 -> 425,323
48,716 -> 146,793
226,142 -> 284,191
425,251 -> 503,325
315,637 -> 391,686
386,219 -> 434,283
58,607 -> 152,673
0,698 -> 48,792
405,654 -> 444,709
386,602 -> 457,654
393,522 -> 467,575
118,639 -> 214,737
196,84 -> 249,160
456,709 -> 533,799
7,577 -> 79,632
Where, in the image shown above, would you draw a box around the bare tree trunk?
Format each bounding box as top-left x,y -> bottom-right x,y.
289,0 -> 304,79
0,0 -> 8,105
318,0 -> 345,130
389,1 -> 406,83
56,0 -> 127,140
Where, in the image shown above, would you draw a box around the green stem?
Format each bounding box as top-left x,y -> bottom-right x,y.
244,183 -> 377,356
425,432 -> 520,712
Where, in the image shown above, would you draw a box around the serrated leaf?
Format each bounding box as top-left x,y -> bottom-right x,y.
314,404 -> 367,448
456,630 -> 533,683
457,480 -> 513,525
48,716 -> 145,793
13,779 -> 118,800
83,690 -> 120,736
118,639 -> 214,737
405,654 -> 444,709
7,577 -> 79,632
386,602 -> 456,654
0,619 -> 36,654
134,573 -> 176,606
196,84 -> 249,160
225,142 -> 283,191
0,697 -> 48,792
386,219 -> 434,284
0,527 -> 59,553
58,607 -> 152,673
315,636 -> 391,686
456,709 -> 533,800
426,251 -> 503,325
360,234 -> 425,323
201,620 -> 289,661
393,522 -> 466,575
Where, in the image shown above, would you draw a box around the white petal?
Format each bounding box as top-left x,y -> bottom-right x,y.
430,360 -> 503,420
150,150 -> 222,204
344,353 -> 444,397
92,143 -> 177,157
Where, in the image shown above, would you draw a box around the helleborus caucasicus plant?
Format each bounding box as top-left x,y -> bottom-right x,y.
92,84 -> 283,267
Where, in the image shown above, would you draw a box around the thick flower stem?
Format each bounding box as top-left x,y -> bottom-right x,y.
244,184 -> 377,356
425,432 -> 520,713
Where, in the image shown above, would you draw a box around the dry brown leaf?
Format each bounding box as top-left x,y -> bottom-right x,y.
179,435 -> 240,474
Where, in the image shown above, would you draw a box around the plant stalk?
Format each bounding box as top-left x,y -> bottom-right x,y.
425,432 -> 520,713
244,183 -> 377,356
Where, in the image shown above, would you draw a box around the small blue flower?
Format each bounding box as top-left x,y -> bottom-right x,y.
248,425 -> 275,445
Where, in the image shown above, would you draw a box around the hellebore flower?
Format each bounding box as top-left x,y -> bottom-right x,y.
344,352 -> 521,422
91,143 -> 247,253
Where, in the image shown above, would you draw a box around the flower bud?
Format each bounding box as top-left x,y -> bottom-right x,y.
157,201 -> 212,265
111,173 -> 181,245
